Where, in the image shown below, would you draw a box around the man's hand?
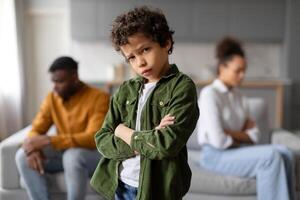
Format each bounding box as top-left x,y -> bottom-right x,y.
26,150 -> 45,175
22,135 -> 51,155
155,114 -> 175,130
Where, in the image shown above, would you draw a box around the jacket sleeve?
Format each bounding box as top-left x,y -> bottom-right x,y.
51,92 -> 110,150
94,91 -> 135,161
130,78 -> 199,160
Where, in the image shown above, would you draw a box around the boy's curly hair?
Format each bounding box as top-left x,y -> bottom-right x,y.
110,6 -> 175,54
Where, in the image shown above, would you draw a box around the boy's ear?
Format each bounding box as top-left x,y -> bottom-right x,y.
164,39 -> 171,52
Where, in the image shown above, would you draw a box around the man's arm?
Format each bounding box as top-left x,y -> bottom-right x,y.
50,93 -> 110,150
22,94 -> 53,174
22,93 -> 53,155
22,136 -> 51,155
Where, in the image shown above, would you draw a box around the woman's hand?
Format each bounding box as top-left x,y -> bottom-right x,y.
155,114 -> 175,130
242,119 -> 255,131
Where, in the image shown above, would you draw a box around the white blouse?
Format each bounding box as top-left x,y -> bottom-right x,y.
197,79 -> 260,149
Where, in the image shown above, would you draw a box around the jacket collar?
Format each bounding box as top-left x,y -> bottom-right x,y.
134,64 -> 179,83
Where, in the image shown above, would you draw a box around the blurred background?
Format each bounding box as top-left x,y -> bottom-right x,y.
0,0 -> 299,139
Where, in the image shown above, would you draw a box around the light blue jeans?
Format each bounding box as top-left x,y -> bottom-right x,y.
15,146 -> 101,200
200,144 -> 295,200
115,180 -> 138,200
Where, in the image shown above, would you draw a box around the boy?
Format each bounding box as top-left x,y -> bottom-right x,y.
91,6 -> 199,200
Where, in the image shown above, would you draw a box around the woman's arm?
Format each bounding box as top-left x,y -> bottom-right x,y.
225,119 -> 255,144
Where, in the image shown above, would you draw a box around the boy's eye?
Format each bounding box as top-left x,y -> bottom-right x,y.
143,47 -> 150,53
127,56 -> 135,63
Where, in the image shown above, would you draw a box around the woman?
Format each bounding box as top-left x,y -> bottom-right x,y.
197,37 -> 295,200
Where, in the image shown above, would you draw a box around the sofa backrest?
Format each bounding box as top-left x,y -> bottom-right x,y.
187,97 -> 271,150
247,97 -> 271,144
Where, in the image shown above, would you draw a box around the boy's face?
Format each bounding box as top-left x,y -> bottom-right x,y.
120,33 -> 171,83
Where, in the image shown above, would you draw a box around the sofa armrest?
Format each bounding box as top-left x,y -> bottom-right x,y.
272,129 -> 300,152
0,126 -> 31,189
272,129 -> 300,192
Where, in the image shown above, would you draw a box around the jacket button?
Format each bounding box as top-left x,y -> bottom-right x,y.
134,136 -> 138,140
126,100 -> 129,105
159,101 -> 164,106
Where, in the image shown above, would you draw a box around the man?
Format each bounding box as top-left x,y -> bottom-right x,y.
15,56 -> 109,200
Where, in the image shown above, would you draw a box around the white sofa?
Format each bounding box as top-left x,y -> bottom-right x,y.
0,126 -> 102,200
0,97 -> 299,200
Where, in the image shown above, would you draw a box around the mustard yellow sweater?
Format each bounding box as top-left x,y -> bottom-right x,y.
28,83 -> 109,150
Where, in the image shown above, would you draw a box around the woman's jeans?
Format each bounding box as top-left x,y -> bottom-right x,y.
15,146 -> 101,200
200,144 -> 295,200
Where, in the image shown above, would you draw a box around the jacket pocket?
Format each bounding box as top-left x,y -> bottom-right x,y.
150,95 -> 171,126
118,96 -> 137,127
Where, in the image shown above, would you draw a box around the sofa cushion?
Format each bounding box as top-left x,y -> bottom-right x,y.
188,150 -> 256,195
187,129 -> 201,150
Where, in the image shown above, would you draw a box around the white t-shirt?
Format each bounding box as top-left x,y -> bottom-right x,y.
196,79 -> 260,149
119,82 -> 157,187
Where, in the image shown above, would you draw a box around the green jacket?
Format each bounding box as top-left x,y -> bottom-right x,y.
90,64 -> 199,200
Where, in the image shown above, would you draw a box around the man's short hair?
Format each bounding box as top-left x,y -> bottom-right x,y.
48,56 -> 78,72
110,6 -> 175,54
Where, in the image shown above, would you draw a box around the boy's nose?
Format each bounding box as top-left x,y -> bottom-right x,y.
137,56 -> 146,67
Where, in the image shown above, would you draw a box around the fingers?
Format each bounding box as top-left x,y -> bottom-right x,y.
156,114 -> 175,130
27,151 -> 45,175
36,155 -> 44,175
161,115 -> 175,124
160,117 -> 175,127
27,154 -> 38,172
22,139 -> 35,155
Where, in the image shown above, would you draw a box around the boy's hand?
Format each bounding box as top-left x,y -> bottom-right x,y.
155,114 -> 175,130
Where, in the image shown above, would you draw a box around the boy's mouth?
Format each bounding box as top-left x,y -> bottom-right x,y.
141,69 -> 152,76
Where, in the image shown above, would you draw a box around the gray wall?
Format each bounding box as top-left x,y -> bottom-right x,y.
71,0 -> 286,42
284,0 -> 300,129
21,0 -> 300,130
